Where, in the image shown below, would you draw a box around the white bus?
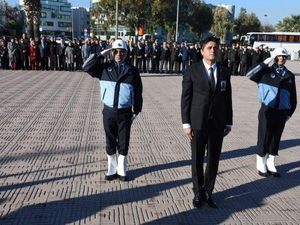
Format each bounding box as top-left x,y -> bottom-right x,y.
241,32 -> 300,60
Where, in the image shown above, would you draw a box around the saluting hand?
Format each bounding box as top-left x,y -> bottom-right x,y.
263,56 -> 275,66
100,48 -> 112,57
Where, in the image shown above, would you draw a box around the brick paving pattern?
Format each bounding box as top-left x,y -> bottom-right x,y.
0,63 -> 299,224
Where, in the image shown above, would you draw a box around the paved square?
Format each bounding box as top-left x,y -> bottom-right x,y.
0,66 -> 299,225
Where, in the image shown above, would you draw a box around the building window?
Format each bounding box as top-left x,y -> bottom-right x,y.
42,21 -> 54,26
60,6 -> 71,13
51,12 -> 57,18
58,22 -> 72,27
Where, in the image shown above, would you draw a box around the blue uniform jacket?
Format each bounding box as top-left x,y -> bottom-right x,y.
246,63 -> 297,117
82,54 -> 143,114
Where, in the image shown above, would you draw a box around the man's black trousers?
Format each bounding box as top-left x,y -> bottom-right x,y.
103,106 -> 132,156
191,124 -> 224,196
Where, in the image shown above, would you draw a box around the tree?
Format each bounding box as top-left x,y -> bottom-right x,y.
92,0 -> 213,42
3,4 -> 24,37
189,1 -> 213,39
234,8 -> 262,36
211,6 -> 233,44
91,0 -> 152,37
23,0 -> 41,39
276,15 -> 300,32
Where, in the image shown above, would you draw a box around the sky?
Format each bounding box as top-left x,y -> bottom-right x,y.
6,0 -> 300,26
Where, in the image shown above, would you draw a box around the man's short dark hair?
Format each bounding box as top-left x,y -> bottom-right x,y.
200,36 -> 219,49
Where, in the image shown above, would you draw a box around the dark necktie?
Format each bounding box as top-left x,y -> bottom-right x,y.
118,64 -> 123,75
209,67 -> 215,92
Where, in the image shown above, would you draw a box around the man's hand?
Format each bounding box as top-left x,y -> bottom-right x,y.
263,56 -> 275,66
223,126 -> 231,137
100,48 -> 112,57
184,128 -> 194,140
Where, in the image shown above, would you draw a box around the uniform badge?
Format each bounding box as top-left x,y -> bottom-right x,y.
221,80 -> 226,91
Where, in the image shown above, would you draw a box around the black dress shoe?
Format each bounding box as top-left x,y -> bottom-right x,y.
192,196 -> 202,208
258,171 -> 268,177
105,174 -> 118,181
118,175 -> 128,182
267,170 -> 280,177
206,195 -> 217,208
203,193 -> 218,208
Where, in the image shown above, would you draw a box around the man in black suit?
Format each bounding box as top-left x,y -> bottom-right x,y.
181,36 -> 233,208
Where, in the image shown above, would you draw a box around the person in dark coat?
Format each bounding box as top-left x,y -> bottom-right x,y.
159,41 -> 170,73
135,41 -> 144,73
57,39 -> 67,70
181,42 -> 190,72
251,47 -> 260,66
21,33 -> 30,69
144,40 -> 152,73
74,39 -> 82,70
126,40 -> 135,66
228,44 -> 239,75
0,39 -> 9,70
190,43 -> 201,65
239,46 -> 250,76
170,42 -> 179,73
181,36 -> 233,209
39,38 -> 49,70
151,40 -> 161,73
19,38 -> 29,70
49,36 -> 58,70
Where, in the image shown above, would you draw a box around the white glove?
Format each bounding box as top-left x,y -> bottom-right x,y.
131,114 -> 137,122
263,56 -> 275,66
100,48 -> 112,57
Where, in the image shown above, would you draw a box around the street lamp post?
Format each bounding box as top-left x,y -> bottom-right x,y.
175,0 -> 179,42
71,9 -> 74,40
115,0 -> 119,39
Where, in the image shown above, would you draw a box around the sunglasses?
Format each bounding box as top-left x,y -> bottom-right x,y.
113,49 -> 126,54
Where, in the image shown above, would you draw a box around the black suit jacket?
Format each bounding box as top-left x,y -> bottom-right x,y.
181,61 -> 233,131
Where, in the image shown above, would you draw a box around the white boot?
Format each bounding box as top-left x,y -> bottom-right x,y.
106,154 -> 117,180
266,154 -> 280,177
117,154 -> 128,181
256,154 -> 267,177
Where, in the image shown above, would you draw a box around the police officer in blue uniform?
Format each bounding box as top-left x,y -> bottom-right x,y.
83,39 -> 143,181
246,47 -> 297,177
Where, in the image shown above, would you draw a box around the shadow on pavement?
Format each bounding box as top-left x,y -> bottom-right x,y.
142,160 -> 300,225
1,139 -> 300,224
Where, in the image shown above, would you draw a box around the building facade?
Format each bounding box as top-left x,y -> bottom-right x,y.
72,7 -> 90,40
20,0 -> 72,37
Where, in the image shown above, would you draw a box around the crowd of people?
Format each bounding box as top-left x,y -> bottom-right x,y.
0,33 -> 272,75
